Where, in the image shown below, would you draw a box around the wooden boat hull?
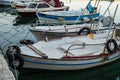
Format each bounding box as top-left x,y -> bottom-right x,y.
30,29 -> 77,40
22,51 -> 120,70
6,30 -> 120,71
30,26 -> 113,40
37,12 -> 100,24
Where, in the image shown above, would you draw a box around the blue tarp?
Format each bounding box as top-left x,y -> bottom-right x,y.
109,0 -> 114,2
87,2 -> 94,13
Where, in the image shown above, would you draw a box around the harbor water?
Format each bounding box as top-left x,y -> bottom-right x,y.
0,0 -> 120,80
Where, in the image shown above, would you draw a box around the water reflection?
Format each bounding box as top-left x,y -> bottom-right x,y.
0,12 -> 37,52
19,58 -> 120,80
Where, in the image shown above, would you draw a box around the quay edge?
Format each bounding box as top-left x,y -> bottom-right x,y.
0,50 -> 16,80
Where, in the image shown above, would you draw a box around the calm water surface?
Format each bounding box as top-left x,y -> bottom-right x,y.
0,0 -> 120,80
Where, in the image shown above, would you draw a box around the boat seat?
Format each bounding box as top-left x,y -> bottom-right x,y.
59,42 -> 104,56
33,37 -> 78,48
60,45 -> 90,56
58,36 -> 106,56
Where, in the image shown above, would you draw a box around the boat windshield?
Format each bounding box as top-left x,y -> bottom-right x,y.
28,3 -> 37,8
37,3 -> 50,8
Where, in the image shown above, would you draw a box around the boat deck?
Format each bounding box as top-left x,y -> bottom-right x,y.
21,33 -> 108,59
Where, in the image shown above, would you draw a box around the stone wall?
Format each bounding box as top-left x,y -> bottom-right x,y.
0,50 -> 15,80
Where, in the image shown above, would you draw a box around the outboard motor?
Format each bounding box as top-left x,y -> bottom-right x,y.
99,16 -> 113,27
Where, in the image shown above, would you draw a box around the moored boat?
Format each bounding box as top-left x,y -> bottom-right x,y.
30,16 -> 114,40
36,1 -> 100,24
5,26 -> 120,70
16,0 -> 69,17
11,1 -> 27,9
30,24 -> 113,41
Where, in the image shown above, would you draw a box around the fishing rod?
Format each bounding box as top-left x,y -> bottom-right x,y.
111,4 -> 119,39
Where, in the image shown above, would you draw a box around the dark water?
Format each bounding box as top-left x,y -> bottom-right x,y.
19,59 -> 120,80
0,1 -> 120,80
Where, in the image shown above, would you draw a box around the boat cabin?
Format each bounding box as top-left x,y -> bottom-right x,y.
26,2 -> 55,10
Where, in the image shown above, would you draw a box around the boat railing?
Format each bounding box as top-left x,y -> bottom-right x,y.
31,20 -> 60,27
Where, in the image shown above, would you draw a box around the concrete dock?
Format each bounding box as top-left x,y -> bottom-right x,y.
0,50 -> 15,80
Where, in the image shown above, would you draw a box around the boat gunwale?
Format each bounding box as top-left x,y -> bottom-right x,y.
21,50 -> 120,61
38,11 -> 100,17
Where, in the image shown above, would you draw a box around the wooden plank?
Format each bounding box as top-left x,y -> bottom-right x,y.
26,45 -> 48,59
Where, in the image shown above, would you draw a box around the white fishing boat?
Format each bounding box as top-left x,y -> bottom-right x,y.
30,24 -> 111,41
5,26 -> 120,70
30,16 -> 114,40
16,0 -> 69,17
12,0 -> 66,9
11,1 -> 27,9
30,23 -> 89,40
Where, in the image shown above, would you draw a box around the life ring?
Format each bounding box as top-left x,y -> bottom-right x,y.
106,39 -> 118,53
20,39 -> 34,44
5,45 -> 24,69
77,27 -> 90,35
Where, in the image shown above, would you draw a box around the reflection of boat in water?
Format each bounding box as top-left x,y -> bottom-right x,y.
19,58 -> 120,80
5,26 -> 120,71
13,16 -> 38,25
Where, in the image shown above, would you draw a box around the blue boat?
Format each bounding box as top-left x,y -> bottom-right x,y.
37,2 -> 100,24
0,0 -> 12,7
